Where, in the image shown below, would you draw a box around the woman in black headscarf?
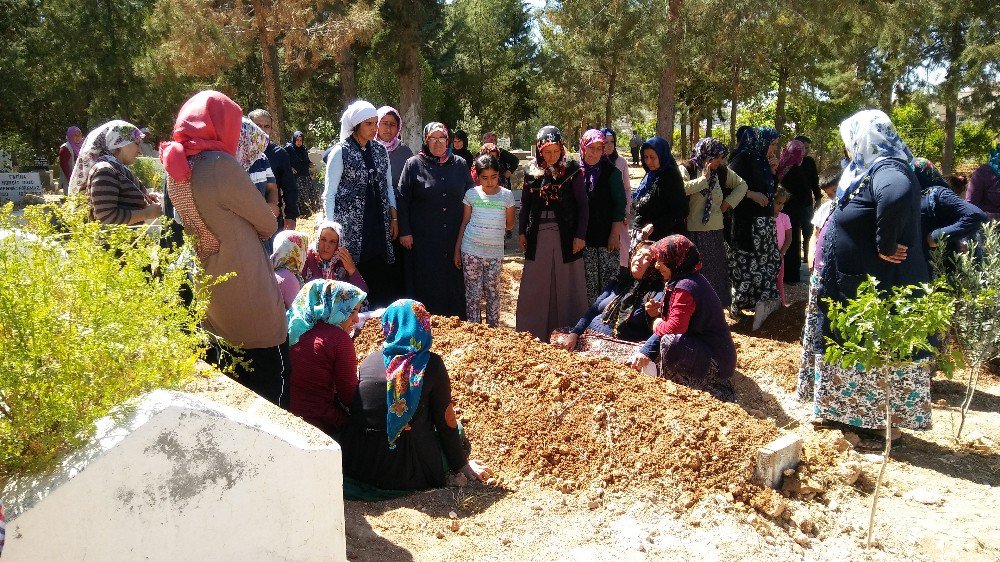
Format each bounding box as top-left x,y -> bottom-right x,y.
286,130 -> 317,216
451,129 -> 476,170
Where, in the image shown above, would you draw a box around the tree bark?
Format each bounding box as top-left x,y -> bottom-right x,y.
655,0 -> 683,139
704,107 -> 713,139
398,16 -> 423,151
339,44 -> 357,108
941,20 -> 965,175
774,66 -> 788,135
678,106 -> 687,157
251,0 -> 285,142
730,64 -> 740,142
605,62 -> 617,128
689,108 -> 698,151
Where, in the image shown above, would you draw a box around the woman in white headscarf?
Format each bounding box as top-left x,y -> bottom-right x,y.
804,109 -> 929,446
323,100 -> 399,308
69,120 -> 163,225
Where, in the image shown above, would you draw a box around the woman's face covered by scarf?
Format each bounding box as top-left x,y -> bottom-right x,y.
236,117 -> 269,171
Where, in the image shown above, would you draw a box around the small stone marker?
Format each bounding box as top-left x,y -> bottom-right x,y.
0,173 -> 43,203
754,433 -> 803,489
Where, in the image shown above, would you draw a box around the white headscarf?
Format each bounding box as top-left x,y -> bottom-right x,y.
68,120 -> 144,194
837,109 -> 914,200
339,100 -> 378,142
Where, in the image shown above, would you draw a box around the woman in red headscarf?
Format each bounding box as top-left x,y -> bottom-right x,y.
160,90 -> 289,408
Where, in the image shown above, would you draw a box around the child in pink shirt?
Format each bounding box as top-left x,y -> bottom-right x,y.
773,187 -> 792,306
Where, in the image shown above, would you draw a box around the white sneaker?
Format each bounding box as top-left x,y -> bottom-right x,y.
751,299 -> 780,331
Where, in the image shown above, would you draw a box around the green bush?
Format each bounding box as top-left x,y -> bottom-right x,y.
131,156 -> 166,191
0,199 -> 212,488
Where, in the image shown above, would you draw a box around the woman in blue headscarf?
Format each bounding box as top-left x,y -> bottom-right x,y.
631,136 -> 687,242
727,126 -> 783,330
339,299 -> 492,491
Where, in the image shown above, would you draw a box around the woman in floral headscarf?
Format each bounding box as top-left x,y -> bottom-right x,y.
640,234 -> 736,402
339,299 -> 492,492
161,90 -> 287,407
679,137 -> 748,308
397,122 -> 474,317
70,120 -> 163,225
516,125 -> 590,341
805,109 -> 930,444
301,220 -> 368,292
270,229 -> 310,310
578,128 -> 626,302
287,280 -> 366,436
727,126 -> 782,330
965,142 -> 1000,221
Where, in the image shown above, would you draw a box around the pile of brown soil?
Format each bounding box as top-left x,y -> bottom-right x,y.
733,333 -> 803,392
355,317 -> 782,510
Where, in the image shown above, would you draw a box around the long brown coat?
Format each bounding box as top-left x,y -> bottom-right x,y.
190,152 -> 286,348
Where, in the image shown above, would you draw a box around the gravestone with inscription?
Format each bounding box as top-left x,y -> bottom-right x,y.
0,174 -> 43,203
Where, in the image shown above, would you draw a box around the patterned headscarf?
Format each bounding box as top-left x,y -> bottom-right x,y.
420,122 -> 451,164
988,142 -> 1000,178
776,139 -> 806,182
633,136 -> 678,202
651,234 -> 702,290
749,126 -> 781,199
305,220 -> 345,280
690,137 -> 729,224
911,157 -> 948,192
579,129 -> 606,156
287,279 -> 367,346
68,120 -> 144,195
837,109 -> 914,201
339,100 -> 378,142
270,230 -> 310,280
66,126 -> 83,157
236,117 -> 269,171
600,127 -> 619,161
533,125 -> 568,179
580,129 -> 607,193
479,142 -> 500,157
382,299 -> 433,448
601,243 -> 663,337
376,106 -> 403,153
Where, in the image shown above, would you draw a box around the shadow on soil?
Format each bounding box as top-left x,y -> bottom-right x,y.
731,369 -> 798,428
894,433 -> 1000,486
930,377 -> 1000,413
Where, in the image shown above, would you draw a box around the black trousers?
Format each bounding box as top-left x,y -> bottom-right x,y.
357,257 -> 401,310
783,204 -> 813,283
206,339 -> 290,409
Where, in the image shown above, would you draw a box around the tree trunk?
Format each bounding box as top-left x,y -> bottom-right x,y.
941,20 -> 965,175
251,0 -> 285,142
774,66 -> 788,135
689,108 -> 698,151
605,62 -> 617,128
655,0 -> 683,138
678,106 -> 687,157
339,44 -> 357,108
398,17 -> 423,151
730,64 -> 740,142
704,107 -> 713,139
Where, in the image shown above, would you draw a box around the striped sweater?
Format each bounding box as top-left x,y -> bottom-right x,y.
88,161 -> 147,224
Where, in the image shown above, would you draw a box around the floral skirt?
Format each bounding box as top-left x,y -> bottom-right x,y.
812,357 -> 932,430
796,272 -> 822,402
583,246 -> 620,304
689,229 -> 731,308
729,216 -> 780,309
659,333 -> 736,402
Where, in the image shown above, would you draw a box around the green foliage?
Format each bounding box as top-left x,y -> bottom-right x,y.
307,118 -> 341,151
823,277 -> 955,375
130,157 -> 165,192
892,98 -> 945,160
953,120 -> 1000,166
0,200 -> 213,488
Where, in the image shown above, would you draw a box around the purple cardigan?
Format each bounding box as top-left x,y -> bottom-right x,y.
965,164 -> 1000,221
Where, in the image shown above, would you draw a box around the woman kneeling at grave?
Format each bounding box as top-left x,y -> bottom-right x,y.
636,234 -> 737,402
339,299 -> 491,494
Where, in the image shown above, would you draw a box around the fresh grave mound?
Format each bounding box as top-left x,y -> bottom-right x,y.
355,316 -> 782,508
732,333 -> 802,392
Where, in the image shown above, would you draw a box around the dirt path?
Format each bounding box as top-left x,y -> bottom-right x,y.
344,254 -> 1000,561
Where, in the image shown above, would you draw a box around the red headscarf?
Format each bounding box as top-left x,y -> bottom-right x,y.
160,91 -> 243,182
775,139 -> 806,183
651,234 -> 702,289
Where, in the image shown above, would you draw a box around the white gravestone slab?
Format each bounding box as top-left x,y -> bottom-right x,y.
0,173 -> 43,203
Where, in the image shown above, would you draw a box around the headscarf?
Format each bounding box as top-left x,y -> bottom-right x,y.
339,100 -> 378,142
689,137 -> 729,225
483,131 -> 497,144
270,229 -> 310,280
729,126 -> 755,162
287,130 -> 309,162
533,125 -> 568,181
305,220 -> 345,280
651,234 -> 702,290
287,279 -> 367,346
600,242 -> 663,337
988,142 -> 1000,178
376,106 -> 403,152
160,91 -> 242,183
236,117 -> 269,171
731,126 -> 780,198
633,136 -> 678,202
65,126 -> 83,157
579,129 -> 607,193
453,129 -> 469,147
479,143 -> 500,157
600,127 -> 619,161
420,122 -> 451,164
382,299 -> 433,448
160,91 -> 243,260
67,120 -> 145,195
911,157 -> 949,192
776,139 -> 806,182
837,109 -> 914,201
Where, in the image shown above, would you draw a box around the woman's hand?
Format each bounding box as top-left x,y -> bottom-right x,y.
720,201 -> 731,213
926,234 -> 938,249
337,246 -> 357,275
559,332 -> 579,351
461,459 -> 493,482
644,298 -> 662,318
147,192 -> 162,204
453,249 -> 462,269
519,234 -> 527,251
652,318 -> 665,332
390,219 -> 399,240
750,191 -> 768,207
629,353 -> 651,371
142,203 -> 163,222
607,223 -> 622,251
879,244 -> 908,264
399,235 -> 414,249
572,237 -> 585,254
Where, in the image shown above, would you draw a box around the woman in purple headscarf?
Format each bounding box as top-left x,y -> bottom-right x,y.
59,126 -> 84,195
578,129 -> 626,302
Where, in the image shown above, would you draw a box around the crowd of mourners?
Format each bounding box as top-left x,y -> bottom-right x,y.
61,87 -> 999,493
